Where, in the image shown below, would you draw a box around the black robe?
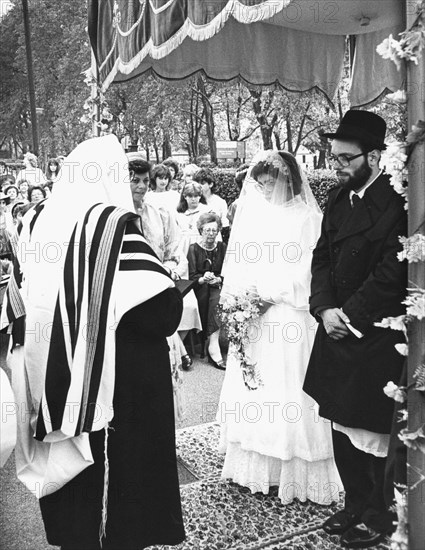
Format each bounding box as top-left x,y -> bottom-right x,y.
40,287 -> 185,550
303,173 -> 407,434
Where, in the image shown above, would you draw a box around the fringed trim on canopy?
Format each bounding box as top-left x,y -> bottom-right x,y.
98,0 -> 292,91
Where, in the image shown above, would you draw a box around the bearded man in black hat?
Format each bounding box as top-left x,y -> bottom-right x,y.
303,110 -> 407,549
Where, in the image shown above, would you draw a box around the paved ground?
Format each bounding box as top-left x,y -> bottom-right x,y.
0,336 -> 390,549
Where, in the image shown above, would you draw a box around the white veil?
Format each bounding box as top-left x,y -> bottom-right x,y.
222,150 -> 322,308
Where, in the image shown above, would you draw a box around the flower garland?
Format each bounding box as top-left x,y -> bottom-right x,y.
218,290 -> 263,390
81,67 -> 113,135
376,3 -> 425,547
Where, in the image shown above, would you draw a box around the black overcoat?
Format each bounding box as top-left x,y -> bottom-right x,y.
303,173 -> 407,434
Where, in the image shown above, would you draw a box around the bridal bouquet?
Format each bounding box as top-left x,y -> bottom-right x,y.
218,290 -> 263,390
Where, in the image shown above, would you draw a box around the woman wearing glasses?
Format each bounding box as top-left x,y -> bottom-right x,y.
187,212 -> 226,369
218,150 -> 341,506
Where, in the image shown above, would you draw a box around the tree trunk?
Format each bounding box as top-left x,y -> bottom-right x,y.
316,129 -> 328,169
286,118 -> 294,154
197,77 -> 217,163
162,130 -> 172,160
273,129 -> 281,150
249,89 -> 275,150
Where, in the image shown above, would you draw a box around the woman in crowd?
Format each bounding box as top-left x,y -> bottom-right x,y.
1,175 -> 15,194
2,135 -> 185,550
46,158 -> 61,182
127,156 -> 189,408
144,163 -> 180,213
193,169 -> 229,238
188,212 -> 226,370
28,185 -> 46,204
16,152 -> 46,186
163,158 -> 180,191
176,181 -> 210,255
181,163 -> 199,190
18,179 -> 29,202
4,184 -> 20,212
0,192 -> 13,259
218,150 -> 341,506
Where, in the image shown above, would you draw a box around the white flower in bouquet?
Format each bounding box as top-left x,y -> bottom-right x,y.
218,290 -> 262,390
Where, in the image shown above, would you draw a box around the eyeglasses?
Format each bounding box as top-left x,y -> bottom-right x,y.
329,152 -> 365,168
202,228 -> 218,234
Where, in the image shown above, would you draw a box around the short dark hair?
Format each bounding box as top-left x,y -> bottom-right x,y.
163,158 -> 179,177
197,212 -> 222,234
4,184 -> 19,195
28,185 -> 46,201
11,202 -> 25,219
150,164 -> 172,190
193,168 -> 216,192
129,159 -> 151,175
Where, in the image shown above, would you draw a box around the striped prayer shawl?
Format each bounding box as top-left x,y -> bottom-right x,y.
35,204 -> 172,441
0,202 -> 45,344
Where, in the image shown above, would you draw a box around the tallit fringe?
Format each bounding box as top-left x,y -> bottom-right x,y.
99,424 -> 111,546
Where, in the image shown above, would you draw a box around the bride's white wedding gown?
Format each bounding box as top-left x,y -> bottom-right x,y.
218,197 -> 342,505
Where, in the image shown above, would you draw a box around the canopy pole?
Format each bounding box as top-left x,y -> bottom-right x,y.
21,0 -> 39,156
91,49 -> 100,138
406,3 -> 425,548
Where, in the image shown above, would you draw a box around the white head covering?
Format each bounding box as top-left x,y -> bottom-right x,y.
20,135 -> 133,320
222,150 -> 322,307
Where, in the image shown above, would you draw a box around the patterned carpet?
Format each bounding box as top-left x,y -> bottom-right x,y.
148,422 -> 391,550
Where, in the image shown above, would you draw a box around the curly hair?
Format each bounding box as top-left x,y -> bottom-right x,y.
196,212 -> 222,234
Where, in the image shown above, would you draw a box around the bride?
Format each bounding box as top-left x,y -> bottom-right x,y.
218,150 -> 341,505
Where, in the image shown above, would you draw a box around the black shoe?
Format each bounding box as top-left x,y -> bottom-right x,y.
322,510 -> 361,535
181,354 -> 193,371
340,523 -> 388,548
207,351 -> 226,370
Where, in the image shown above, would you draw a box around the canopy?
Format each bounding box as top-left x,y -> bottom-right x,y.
88,0 -> 405,107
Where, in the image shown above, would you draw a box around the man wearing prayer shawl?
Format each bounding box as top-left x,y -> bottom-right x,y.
1,135 -> 185,550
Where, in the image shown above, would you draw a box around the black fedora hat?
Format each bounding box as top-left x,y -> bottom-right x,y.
323,110 -> 387,150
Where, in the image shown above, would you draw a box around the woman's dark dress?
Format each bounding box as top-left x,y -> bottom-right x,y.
39,287 -> 185,550
187,241 -> 226,337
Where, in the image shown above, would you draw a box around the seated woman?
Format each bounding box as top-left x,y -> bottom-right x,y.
188,212 -> 226,370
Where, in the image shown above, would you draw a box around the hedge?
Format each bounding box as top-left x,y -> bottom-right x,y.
212,167 -> 338,212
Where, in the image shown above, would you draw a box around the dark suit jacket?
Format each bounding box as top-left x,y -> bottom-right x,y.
303,173 -> 407,433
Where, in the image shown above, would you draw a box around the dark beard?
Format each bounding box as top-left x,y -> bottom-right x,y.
336,159 -> 372,192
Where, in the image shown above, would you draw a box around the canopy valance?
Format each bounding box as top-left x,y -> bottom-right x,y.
88,0 -> 405,107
